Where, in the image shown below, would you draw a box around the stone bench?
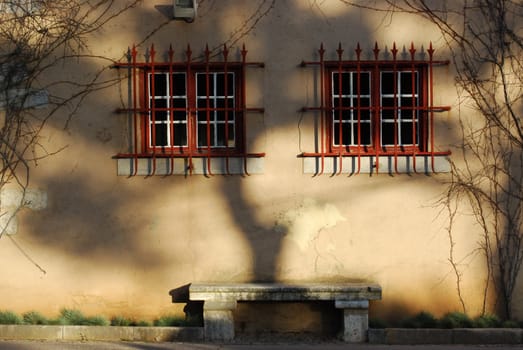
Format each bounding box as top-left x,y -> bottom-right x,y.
170,282 -> 381,342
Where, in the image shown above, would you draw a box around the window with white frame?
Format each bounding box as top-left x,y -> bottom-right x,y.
329,66 -> 424,153
114,44 -> 265,176
301,42 -> 451,174
146,69 -> 239,153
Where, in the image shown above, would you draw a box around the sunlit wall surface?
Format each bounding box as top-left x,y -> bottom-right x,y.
0,0 -> 513,324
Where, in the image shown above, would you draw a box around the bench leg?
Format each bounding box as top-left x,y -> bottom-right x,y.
335,300 -> 369,343
202,301 -> 237,341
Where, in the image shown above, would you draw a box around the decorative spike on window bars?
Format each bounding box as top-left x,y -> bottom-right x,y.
300,42 -> 451,175
112,43 -> 265,176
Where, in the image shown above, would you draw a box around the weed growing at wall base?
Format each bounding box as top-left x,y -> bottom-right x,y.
0,309 -> 196,327
153,315 -> 189,327
110,316 -> 151,327
55,309 -> 109,326
371,311 -> 523,329
0,311 -> 22,325
22,311 -> 48,325
401,311 -> 439,328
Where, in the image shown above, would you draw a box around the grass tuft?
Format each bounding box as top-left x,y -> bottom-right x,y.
502,320 -> 520,328
153,315 -> 189,327
110,316 -> 133,327
110,316 -> 151,327
401,311 -> 439,328
473,314 -> 501,328
56,309 -> 108,326
22,311 -> 48,325
369,318 -> 387,328
440,311 -> 473,329
0,310 -> 22,325
85,315 -> 109,326
57,309 -> 86,325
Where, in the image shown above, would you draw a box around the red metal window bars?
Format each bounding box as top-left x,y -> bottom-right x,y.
300,42 -> 451,175
113,44 -> 265,176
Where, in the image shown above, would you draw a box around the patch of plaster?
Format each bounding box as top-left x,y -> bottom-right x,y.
0,187 -> 47,235
276,198 -> 346,251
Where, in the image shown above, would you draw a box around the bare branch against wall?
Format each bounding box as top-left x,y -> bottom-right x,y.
338,0 -> 523,320
0,0 -> 141,269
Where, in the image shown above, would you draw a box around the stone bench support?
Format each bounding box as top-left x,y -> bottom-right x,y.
184,283 -> 381,343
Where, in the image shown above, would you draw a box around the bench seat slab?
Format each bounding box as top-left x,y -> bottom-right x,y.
189,283 -> 381,302
186,283 -> 382,343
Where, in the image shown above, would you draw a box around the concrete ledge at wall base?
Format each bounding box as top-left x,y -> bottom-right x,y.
0,325 -> 203,342
368,328 -> 523,345
2,325 -> 523,344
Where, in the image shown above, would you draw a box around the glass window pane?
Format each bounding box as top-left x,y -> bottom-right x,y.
216,98 -> 235,109
400,72 -> 416,94
217,124 -> 226,146
197,98 -> 208,110
152,99 -> 168,121
332,72 -> 351,95
400,122 -> 417,145
172,73 -> 186,96
197,73 -> 214,96
154,124 -> 168,146
196,111 -> 209,122
355,72 -> 370,95
173,124 -> 187,146
333,122 -> 351,146
227,73 -> 234,96
358,109 -> 371,121
381,123 -> 395,145
381,72 -> 395,94
197,124 -> 213,147
153,110 -> 168,122
333,110 -> 351,122
400,97 -> 415,108
228,123 -> 235,146
216,73 -> 224,96
172,98 -> 186,109
381,97 -> 395,120
150,73 -> 167,96
215,73 -> 234,97
216,111 -> 235,122
173,111 -> 186,121
354,97 -> 370,121
333,97 -> 351,109
196,99 -> 214,121
332,73 -> 340,95
342,72 -> 351,95
358,122 -> 371,145
153,98 -> 167,108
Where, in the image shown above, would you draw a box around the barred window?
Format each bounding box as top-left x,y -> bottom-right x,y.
330,68 -> 423,151
146,71 -> 237,151
114,44 -> 264,176
301,42 -> 451,175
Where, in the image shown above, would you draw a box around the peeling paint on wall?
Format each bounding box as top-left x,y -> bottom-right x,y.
0,187 -> 47,235
276,198 -> 346,251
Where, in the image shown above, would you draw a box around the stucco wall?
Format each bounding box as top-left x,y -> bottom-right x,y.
0,0 -> 507,323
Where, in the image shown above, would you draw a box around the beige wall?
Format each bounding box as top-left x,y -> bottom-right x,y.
0,0 -> 509,323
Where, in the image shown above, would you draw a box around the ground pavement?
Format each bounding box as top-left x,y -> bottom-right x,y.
1,342 -> 523,350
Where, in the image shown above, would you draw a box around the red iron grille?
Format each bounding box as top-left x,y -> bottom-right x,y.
301,42 -> 451,175
113,44 -> 265,176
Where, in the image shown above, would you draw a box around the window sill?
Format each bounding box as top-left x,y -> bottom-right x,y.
302,155 -> 451,175
116,157 -> 264,176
